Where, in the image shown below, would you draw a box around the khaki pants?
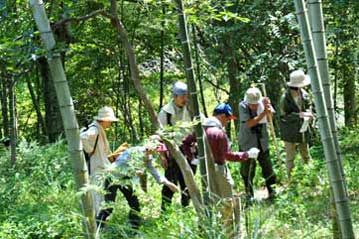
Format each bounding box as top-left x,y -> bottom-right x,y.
284,141 -> 311,178
215,164 -> 234,199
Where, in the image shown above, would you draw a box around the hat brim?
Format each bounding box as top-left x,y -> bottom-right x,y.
287,75 -> 311,88
94,116 -> 119,122
244,96 -> 263,105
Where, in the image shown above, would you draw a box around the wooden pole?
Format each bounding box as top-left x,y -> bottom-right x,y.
260,83 -> 282,164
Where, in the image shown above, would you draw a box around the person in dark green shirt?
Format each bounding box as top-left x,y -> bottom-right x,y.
279,70 -> 314,179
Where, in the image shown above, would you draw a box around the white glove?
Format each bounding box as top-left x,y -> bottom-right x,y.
247,147 -> 260,159
191,158 -> 199,165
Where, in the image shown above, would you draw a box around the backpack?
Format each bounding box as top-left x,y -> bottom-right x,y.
81,124 -> 99,175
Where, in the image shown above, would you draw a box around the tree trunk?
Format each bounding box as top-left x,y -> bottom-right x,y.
38,57 -> 63,142
293,1 -> 354,238
26,74 -> 48,142
342,48 -> 356,127
162,137 -> 204,216
159,5 -> 165,111
192,26 -> 208,117
9,80 -> 16,164
138,102 -> 144,138
174,0 -> 208,206
224,33 -> 241,133
125,66 -> 138,142
29,1 -> 97,238
1,77 -> 9,138
192,25 -> 208,117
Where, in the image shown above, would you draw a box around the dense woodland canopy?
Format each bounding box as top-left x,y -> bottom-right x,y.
0,0 -> 358,238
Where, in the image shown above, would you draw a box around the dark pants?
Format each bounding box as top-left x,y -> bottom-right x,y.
96,179 -> 141,228
161,157 -> 197,211
240,150 -> 276,197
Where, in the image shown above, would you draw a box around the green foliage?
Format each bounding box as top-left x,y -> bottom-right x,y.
0,129 -> 358,238
0,140 -> 83,239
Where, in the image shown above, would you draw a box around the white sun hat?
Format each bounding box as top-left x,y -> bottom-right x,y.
288,70 -> 311,88
94,106 -> 119,122
244,87 -> 263,104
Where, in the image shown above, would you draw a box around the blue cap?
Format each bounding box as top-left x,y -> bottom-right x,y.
213,103 -> 236,120
173,81 -> 188,96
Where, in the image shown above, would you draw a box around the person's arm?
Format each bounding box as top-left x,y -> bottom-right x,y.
144,154 -> 163,184
246,98 -> 271,128
144,153 -> 179,192
217,130 -> 249,162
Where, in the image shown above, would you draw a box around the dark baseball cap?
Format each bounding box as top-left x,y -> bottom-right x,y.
213,103 -> 237,120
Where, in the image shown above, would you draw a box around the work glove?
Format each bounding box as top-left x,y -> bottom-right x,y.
247,147 -> 260,159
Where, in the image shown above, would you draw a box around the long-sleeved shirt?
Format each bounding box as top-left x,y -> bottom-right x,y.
113,146 -> 166,184
158,100 -> 197,162
203,117 -> 248,165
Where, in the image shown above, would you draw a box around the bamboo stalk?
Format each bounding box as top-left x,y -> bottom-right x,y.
29,1 -> 96,238
307,1 -> 345,237
293,1 -> 354,238
173,0 -> 208,205
308,0 -> 346,192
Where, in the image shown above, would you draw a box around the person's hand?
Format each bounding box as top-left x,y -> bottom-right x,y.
135,170 -> 145,177
108,154 -> 117,163
263,97 -> 272,114
247,147 -> 260,159
300,111 -> 314,119
163,179 -> 179,193
161,156 -> 168,169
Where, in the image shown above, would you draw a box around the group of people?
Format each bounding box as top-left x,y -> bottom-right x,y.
80,69 -> 314,230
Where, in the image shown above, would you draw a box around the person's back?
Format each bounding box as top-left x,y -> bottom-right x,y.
81,121 -> 111,175
80,106 -> 118,216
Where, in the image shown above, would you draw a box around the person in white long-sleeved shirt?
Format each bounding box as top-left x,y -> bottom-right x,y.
80,106 -> 118,216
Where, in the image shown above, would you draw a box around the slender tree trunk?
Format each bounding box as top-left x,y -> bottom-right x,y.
192,25 -> 208,117
224,33 -> 241,133
29,1 -> 97,238
308,1 -> 346,237
293,1 -> 354,238
174,0 -> 208,206
125,66 -> 138,142
9,80 -> 16,164
333,38 -> 339,113
1,78 -> 9,138
138,102 -> 144,138
162,137 -> 204,216
159,5 -> 165,111
0,82 -> 2,139
342,48 -> 356,127
26,74 -> 48,142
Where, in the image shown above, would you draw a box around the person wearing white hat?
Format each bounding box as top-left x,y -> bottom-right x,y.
238,87 -> 277,201
80,106 -> 119,217
279,70 -> 314,179
158,81 -> 197,211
